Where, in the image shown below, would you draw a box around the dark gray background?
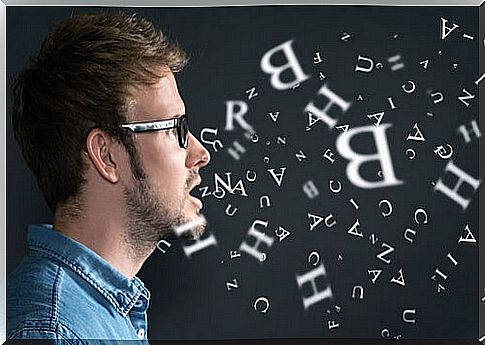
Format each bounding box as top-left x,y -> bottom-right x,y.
7,5 -> 479,339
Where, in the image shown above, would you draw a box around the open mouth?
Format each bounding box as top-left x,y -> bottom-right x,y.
188,176 -> 203,209
190,194 -> 203,209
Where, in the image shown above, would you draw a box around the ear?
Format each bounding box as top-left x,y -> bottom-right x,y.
85,128 -> 120,183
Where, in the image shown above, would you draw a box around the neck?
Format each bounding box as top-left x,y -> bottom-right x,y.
53,204 -> 152,279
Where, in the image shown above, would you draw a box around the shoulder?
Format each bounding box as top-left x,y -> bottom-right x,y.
8,254 -> 126,340
8,255 -> 64,323
8,319 -> 84,344
7,256 -> 89,339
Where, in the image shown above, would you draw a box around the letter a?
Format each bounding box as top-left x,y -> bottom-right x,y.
267,167 -> 287,187
441,17 -> 459,40
367,112 -> 385,127
458,224 -> 477,243
347,219 -> 363,238
406,123 -> 425,142
390,268 -> 406,286
308,212 -> 324,231
368,269 -> 382,284
307,112 -> 320,128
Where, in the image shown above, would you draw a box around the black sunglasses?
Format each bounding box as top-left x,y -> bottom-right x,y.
120,114 -> 189,149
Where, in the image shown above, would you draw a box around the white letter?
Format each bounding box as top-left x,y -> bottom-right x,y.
260,40 -> 310,90
336,124 -> 403,189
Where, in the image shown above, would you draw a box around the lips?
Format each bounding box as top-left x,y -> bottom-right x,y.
188,175 -> 203,209
190,176 -> 202,191
190,195 -> 203,209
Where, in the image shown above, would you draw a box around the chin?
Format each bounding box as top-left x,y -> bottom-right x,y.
194,210 -> 208,236
179,202 -> 206,239
179,218 -> 206,240
192,223 -> 207,239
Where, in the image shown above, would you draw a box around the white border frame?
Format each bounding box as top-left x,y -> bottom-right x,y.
1,0 -> 484,5
1,0 -> 6,342
1,1 -> 482,343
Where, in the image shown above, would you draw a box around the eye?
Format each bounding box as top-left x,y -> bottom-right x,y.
166,128 -> 179,142
165,128 -> 177,136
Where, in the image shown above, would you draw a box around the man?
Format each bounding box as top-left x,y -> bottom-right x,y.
8,11 -> 211,341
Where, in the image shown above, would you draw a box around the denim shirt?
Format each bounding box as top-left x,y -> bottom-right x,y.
7,224 -> 151,344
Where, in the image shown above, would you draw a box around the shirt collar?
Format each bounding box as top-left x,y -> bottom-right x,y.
27,224 -> 150,317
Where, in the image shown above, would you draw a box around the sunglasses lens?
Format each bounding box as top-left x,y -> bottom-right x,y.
180,116 -> 188,148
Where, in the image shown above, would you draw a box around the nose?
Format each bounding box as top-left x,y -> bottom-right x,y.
186,132 -> 211,170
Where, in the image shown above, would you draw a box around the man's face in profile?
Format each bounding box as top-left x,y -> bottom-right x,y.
122,70 -> 211,255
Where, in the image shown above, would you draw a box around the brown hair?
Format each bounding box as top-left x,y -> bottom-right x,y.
12,11 -> 188,213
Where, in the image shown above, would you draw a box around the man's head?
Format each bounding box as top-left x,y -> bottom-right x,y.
12,12 -> 211,257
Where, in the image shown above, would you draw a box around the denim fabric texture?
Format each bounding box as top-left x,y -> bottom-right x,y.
7,224 -> 151,344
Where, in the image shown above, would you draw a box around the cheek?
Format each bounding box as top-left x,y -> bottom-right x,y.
143,153 -> 188,197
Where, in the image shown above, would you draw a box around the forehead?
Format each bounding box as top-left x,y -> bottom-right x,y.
129,71 -> 185,122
